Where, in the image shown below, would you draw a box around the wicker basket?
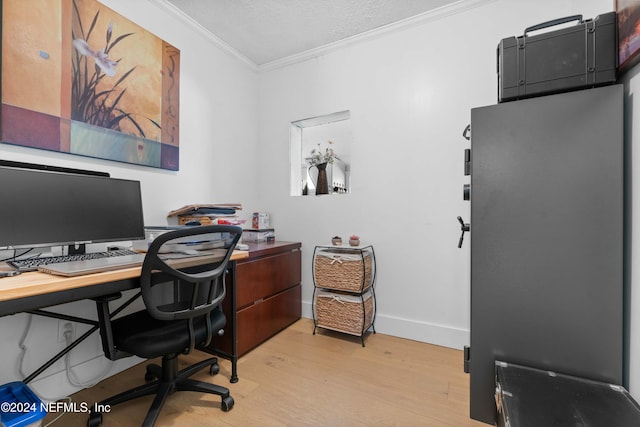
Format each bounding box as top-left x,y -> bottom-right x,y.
315,289 -> 374,336
314,248 -> 373,292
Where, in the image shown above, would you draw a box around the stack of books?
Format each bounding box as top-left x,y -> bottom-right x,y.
167,203 -> 245,226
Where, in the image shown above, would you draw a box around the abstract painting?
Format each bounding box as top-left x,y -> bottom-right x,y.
0,0 -> 180,170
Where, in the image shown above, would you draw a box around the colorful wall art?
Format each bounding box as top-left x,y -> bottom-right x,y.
1,0 -> 180,170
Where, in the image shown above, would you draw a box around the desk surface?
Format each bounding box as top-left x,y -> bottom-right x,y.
0,250 -> 248,304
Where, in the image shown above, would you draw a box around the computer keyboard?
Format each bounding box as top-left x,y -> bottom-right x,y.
8,249 -> 140,272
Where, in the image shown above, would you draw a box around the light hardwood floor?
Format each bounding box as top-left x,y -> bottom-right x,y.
44,318 -> 487,426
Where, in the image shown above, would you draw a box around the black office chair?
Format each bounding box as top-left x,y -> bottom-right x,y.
88,225 -> 242,427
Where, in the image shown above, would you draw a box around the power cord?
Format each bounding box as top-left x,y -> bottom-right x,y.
17,312 -> 73,425
17,313 -> 34,380
63,327 -> 113,388
17,314 -> 113,426
0,248 -> 34,263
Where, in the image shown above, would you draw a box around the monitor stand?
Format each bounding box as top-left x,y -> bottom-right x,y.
68,243 -> 86,255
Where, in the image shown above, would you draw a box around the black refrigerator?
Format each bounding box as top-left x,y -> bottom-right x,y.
468,84 -> 624,424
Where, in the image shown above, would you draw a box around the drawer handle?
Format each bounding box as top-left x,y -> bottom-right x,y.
254,298 -> 264,305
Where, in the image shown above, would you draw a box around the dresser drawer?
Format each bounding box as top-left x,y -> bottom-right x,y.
235,249 -> 301,309
202,241 -> 302,360
235,284 -> 301,356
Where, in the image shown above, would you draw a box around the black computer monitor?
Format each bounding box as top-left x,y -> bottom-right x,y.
0,164 -> 145,251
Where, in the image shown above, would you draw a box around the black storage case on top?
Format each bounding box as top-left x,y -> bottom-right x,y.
498,12 -> 617,103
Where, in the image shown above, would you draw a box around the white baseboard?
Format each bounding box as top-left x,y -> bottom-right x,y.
301,301 -> 469,350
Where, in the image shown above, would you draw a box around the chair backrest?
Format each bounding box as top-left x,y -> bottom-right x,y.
140,225 -> 242,353
140,225 -> 242,322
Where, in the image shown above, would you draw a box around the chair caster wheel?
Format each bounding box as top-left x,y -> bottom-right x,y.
87,411 -> 102,427
210,363 -> 220,376
145,365 -> 158,382
221,396 -> 234,412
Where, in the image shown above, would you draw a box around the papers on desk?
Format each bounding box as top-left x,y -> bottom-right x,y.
167,203 -> 242,217
167,203 -> 245,226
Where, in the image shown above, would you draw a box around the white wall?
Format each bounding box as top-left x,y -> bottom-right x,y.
0,0 -> 259,399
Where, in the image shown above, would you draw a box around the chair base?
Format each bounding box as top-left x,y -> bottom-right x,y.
87,355 -> 233,427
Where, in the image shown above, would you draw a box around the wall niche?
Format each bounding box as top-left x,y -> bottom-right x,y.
290,110 -> 352,196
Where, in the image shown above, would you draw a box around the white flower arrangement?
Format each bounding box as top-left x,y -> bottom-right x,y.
306,141 -> 339,166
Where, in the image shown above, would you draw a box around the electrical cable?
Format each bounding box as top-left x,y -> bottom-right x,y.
17,314 -> 68,402
17,313 -> 34,379
63,327 -> 114,388
0,248 -> 33,263
19,315 -> 111,395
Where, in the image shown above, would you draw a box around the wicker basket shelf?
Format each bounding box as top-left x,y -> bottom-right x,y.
315,290 -> 374,336
312,244 -> 377,346
313,248 -> 374,292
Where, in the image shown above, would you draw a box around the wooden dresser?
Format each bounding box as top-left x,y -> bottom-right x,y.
205,241 -> 301,357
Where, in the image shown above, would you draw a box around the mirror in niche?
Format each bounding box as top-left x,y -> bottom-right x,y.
290,110 -> 352,196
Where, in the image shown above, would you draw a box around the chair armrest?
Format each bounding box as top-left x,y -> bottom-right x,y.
93,292 -> 132,361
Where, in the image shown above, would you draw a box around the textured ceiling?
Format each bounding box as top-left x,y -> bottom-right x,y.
165,0 -> 460,65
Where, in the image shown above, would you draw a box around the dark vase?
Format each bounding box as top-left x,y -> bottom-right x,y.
315,162 -> 329,195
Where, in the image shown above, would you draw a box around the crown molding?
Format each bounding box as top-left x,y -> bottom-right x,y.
148,0 -> 258,72
258,0 -> 496,72
150,0 -> 495,73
